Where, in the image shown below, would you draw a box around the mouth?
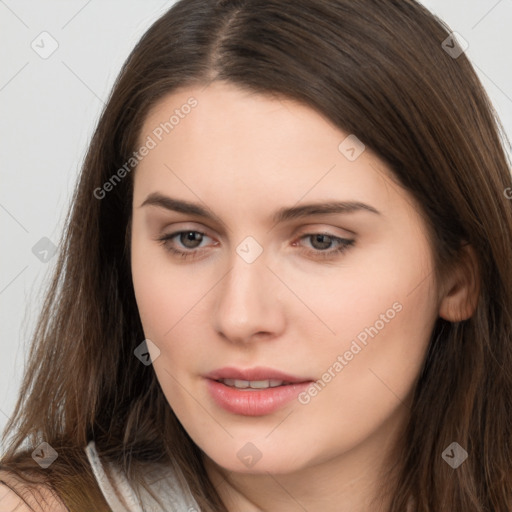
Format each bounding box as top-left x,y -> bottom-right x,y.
204,366 -> 313,384
203,366 -> 315,416
214,378 -> 298,390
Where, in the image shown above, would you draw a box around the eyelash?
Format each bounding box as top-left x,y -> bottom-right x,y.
156,230 -> 355,261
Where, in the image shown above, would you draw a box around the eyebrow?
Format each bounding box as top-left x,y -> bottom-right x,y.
139,192 -> 381,225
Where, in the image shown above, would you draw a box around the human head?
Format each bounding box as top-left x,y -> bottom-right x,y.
2,1 -> 512,511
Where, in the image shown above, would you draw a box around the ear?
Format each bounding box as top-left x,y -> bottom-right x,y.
438,243 -> 480,322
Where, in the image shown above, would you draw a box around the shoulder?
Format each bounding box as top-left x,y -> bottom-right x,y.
0,471 -> 68,512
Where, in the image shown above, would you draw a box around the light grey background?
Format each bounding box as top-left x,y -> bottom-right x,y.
1,0 -> 511,445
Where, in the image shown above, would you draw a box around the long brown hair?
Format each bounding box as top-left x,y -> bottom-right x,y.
2,0 -> 512,510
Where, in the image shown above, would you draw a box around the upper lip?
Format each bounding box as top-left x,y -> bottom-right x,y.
204,366 -> 314,383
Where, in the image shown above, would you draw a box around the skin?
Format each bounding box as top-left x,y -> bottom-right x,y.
130,81 -> 477,512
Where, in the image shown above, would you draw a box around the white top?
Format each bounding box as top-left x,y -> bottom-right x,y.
84,441 -> 202,512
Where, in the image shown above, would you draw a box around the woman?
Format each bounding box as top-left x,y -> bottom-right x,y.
1,0 -> 511,510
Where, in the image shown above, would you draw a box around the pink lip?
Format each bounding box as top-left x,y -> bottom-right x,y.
204,366 -> 314,416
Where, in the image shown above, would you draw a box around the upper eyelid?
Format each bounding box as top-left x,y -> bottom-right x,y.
160,222 -> 355,239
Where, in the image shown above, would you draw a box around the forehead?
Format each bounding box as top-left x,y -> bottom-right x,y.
133,81 -> 411,224
139,81 -> 345,160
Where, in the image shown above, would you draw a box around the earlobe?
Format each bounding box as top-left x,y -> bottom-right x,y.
438,243 -> 480,322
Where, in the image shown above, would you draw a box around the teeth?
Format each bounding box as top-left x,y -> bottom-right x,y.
220,379 -> 287,389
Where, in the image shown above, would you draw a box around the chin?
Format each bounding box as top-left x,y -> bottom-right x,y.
202,441 -> 313,476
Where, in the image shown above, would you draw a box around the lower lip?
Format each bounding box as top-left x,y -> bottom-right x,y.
205,378 -> 313,416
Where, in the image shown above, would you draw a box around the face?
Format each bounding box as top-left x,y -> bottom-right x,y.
130,81 -> 440,476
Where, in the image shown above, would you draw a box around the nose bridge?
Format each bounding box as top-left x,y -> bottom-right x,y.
214,239 -> 283,342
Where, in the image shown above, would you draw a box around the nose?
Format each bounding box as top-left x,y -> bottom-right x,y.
213,248 -> 286,345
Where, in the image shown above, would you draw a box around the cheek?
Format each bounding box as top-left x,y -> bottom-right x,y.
299,238 -> 438,425
131,229 -> 185,340
286,239 -> 434,346
131,232 -> 215,370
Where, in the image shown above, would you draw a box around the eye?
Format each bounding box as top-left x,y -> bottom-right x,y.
294,233 -> 355,260
157,230 -> 215,259
156,230 -> 354,261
